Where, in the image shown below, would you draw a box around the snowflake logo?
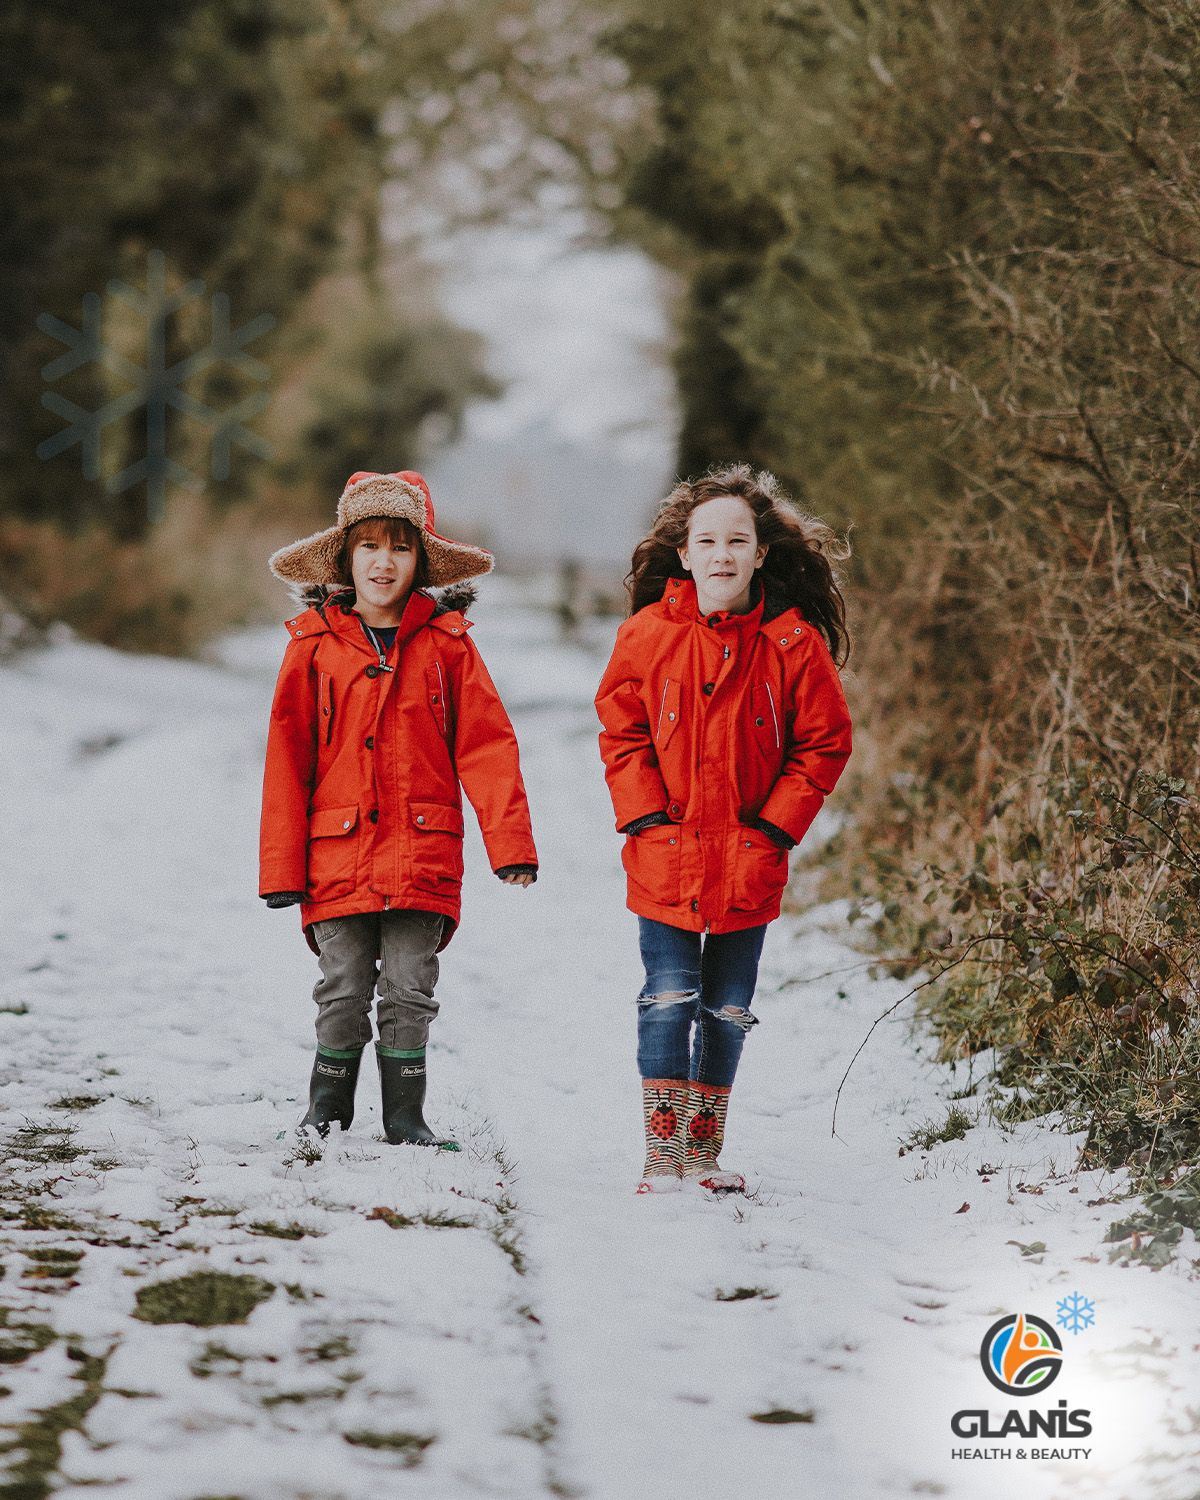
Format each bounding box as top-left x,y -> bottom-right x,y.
37,248 -> 274,522
1055,1291 -> 1096,1334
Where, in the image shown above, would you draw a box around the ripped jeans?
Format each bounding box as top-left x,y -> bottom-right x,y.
636,917 -> 766,1087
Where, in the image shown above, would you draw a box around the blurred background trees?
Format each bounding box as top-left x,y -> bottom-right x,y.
5,0 -> 1198,1162
605,0 -> 1200,1172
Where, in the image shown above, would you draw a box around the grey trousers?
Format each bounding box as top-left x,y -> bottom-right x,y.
310,910 -> 444,1053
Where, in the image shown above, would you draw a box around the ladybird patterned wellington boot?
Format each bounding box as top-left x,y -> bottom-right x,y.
682,1082 -> 746,1194
637,1079 -> 687,1194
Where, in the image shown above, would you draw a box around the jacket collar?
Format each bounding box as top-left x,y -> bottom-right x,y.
656,576 -> 810,652
659,576 -> 765,635
285,588 -> 436,651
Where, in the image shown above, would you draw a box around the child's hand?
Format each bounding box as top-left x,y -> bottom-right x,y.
494,865 -> 537,887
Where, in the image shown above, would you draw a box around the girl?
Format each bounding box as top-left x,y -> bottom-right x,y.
595,463 -> 852,1194
260,470 -> 537,1147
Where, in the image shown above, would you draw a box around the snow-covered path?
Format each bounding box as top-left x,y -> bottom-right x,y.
2,588 -> 1198,1500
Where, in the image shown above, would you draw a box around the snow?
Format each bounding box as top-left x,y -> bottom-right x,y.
403,200 -> 681,567
2,582 -> 1199,1499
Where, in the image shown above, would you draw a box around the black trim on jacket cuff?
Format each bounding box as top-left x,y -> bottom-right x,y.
262,891 -> 306,908
495,864 -> 538,881
620,810 -> 672,836
750,817 -> 796,850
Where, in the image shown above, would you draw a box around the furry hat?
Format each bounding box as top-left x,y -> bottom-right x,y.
268,471 -> 493,589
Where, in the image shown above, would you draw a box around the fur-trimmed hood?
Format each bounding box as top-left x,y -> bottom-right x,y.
289,581 -> 479,618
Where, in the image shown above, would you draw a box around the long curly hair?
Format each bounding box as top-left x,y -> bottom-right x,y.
626,463 -> 851,664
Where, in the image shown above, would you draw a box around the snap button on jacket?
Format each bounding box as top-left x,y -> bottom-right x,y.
260,589 -> 536,951
595,578 -> 852,934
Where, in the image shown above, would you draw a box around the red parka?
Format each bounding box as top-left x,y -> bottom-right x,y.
260,588 -> 536,950
595,578 -> 852,933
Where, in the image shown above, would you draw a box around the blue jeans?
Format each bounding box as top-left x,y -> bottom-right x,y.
636,917 -> 765,1087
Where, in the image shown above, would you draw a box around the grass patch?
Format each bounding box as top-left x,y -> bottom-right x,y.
366,1206 -> 474,1230
0,1003 -> 29,1016
20,1248 -> 83,1285
302,1336 -> 354,1363
1104,1168 -> 1200,1268
714,1286 -> 778,1302
490,1222 -> 527,1275
750,1407 -> 815,1424
261,1385 -> 344,1407
0,1310 -> 57,1366
4,1123 -> 84,1165
134,1271 -> 274,1327
47,1096 -> 103,1111
0,1344 -> 107,1497
342,1430 -> 434,1465
18,1206 -> 82,1233
247,1220 -> 322,1241
901,1105 -> 973,1153
283,1135 -> 323,1168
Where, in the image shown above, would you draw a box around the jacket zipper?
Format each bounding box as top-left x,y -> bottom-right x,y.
360,620 -> 394,672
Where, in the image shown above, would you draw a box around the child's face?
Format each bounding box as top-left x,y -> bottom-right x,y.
350,534 -> 419,623
677,495 -> 767,613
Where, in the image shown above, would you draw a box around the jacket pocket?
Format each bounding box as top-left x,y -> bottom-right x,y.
750,681 -> 782,752
317,672 -> 334,746
306,805 -> 358,901
622,821 -> 682,903
730,823 -> 788,912
654,679 -> 681,749
409,800 -> 465,894
426,663 -> 449,738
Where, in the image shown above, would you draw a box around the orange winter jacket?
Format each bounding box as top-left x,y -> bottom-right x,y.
260,587 -> 536,950
595,577 -> 852,934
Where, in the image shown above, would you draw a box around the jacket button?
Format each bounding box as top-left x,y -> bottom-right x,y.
342,819 -> 352,830
365,736 -> 374,749
691,899 -> 700,912
707,614 -> 720,627
703,682 -> 714,695
780,637 -> 788,645
667,711 -> 676,721
369,810 -> 379,823
365,665 -> 379,679
416,814 -> 426,825
669,802 -> 682,819
755,716 -> 764,726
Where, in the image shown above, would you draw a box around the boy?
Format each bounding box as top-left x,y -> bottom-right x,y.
260,470 -> 537,1145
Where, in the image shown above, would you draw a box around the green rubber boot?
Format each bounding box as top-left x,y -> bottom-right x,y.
376,1046 -> 459,1150
299,1047 -> 363,1137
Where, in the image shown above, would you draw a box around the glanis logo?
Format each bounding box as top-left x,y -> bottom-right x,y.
980,1313 -> 1064,1396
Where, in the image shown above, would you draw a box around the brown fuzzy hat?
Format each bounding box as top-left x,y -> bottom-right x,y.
268,470 -> 494,589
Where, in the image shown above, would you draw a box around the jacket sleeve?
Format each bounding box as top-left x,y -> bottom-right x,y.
259,638 -> 318,895
594,627 -> 670,831
448,636 -> 538,872
758,633 -> 853,848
